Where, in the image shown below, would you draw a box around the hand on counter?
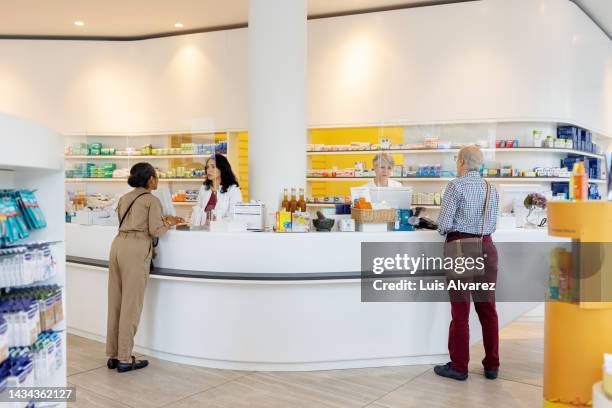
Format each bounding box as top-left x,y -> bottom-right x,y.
164,215 -> 186,226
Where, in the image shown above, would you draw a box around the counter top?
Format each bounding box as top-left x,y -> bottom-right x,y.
66,223 -> 567,276
65,223 -> 558,370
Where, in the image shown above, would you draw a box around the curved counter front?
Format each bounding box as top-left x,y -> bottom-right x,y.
66,223 -> 565,371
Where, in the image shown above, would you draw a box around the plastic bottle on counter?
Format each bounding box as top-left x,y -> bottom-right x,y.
572,161 -> 588,201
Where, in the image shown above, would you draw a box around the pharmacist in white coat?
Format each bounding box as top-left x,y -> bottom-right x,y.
366,153 -> 402,188
190,154 -> 242,225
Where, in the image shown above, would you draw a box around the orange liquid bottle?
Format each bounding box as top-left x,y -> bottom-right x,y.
572,161 -> 588,201
281,188 -> 289,211
289,188 -> 297,213
298,188 -> 306,212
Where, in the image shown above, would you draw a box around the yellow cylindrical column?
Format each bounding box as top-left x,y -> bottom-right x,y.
545,202 -> 612,407
544,302 -> 612,406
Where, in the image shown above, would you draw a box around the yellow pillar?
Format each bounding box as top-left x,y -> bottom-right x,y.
545,202 -> 612,407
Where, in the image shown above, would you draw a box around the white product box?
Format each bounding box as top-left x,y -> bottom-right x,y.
356,222 -> 390,232
233,202 -> 265,231
339,218 -> 355,232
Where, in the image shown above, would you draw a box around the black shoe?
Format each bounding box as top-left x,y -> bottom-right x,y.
484,369 -> 498,380
434,362 -> 468,381
107,358 -> 119,369
117,356 -> 149,373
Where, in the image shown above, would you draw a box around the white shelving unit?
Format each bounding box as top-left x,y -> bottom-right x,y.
306,122 -> 610,204
65,154 -> 214,160
64,131 -> 247,217
306,202 -> 441,209
0,112 -> 67,403
307,147 -> 606,160
65,178 -> 207,183
172,201 -> 198,206
307,177 -> 608,184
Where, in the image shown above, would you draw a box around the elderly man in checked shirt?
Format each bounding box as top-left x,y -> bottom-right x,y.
434,145 -> 500,382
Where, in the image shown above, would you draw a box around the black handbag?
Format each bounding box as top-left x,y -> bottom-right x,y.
118,192 -> 156,272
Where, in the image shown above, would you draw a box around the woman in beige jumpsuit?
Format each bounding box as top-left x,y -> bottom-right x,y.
106,163 -> 180,373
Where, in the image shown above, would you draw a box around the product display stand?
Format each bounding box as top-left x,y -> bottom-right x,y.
545,202 -> 612,407
0,112 -> 66,406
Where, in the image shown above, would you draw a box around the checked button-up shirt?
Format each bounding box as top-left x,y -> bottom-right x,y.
437,170 -> 499,236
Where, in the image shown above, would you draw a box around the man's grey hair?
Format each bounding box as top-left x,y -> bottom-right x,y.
458,145 -> 484,171
373,152 -> 395,168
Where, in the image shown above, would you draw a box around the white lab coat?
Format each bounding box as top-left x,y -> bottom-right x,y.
191,184 -> 242,222
365,179 -> 402,188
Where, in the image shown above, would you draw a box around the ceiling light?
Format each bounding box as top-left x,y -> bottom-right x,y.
174,23 -> 184,28
74,21 -> 85,27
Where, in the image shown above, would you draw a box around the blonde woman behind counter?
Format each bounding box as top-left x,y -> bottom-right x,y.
365,153 -> 402,188
190,154 -> 242,225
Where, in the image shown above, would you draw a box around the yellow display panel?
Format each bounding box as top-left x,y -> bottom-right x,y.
548,201 -> 612,243
308,126 -> 405,197
544,301 -> 612,407
236,131 -> 249,201
544,201 -> 612,407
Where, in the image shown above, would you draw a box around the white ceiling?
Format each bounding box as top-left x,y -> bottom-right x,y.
572,0 -> 612,40
0,0 -> 466,38
0,0 -> 609,39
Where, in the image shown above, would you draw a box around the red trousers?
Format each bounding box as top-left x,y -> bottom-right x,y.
446,232 -> 499,374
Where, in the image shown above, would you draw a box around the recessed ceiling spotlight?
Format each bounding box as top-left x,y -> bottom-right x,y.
74,21 -> 85,27
174,23 -> 184,28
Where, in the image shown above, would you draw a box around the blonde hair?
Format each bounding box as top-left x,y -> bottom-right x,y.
458,145 -> 484,171
373,152 -> 395,169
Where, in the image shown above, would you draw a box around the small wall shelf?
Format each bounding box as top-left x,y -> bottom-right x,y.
306,147 -> 605,160
65,154 -> 214,160
66,178 -> 207,183
307,177 -> 608,184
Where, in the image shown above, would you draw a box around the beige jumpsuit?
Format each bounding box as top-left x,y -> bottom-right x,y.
106,187 -> 170,361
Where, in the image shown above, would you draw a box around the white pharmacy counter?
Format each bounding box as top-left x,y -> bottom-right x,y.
66,223 -> 567,371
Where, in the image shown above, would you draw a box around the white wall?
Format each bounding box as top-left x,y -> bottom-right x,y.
0,0 -> 610,136
0,30 -> 248,134
307,0 -> 612,135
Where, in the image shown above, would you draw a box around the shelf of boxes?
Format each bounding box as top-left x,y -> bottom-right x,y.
307,177 -> 608,184
306,147 -> 605,160
0,112 -> 67,394
65,154 -> 215,160
66,178 -> 207,183
172,201 -> 198,206
305,202 -> 442,209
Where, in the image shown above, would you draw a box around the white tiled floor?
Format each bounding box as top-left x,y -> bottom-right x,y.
67,318 -> 544,407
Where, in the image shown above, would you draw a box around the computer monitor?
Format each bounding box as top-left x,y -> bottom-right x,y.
368,187 -> 413,209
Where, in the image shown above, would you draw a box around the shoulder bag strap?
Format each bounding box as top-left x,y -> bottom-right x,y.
119,192 -> 150,228
480,180 -> 491,238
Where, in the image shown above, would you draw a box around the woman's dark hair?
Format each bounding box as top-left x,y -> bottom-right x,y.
204,154 -> 239,193
128,162 -> 157,188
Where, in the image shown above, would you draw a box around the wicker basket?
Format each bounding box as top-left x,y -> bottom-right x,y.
351,208 -> 396,223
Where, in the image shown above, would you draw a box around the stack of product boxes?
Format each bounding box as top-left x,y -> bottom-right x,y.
66,163 -> 116,178
0,285 -> 64,389
557,126 -> 599,153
